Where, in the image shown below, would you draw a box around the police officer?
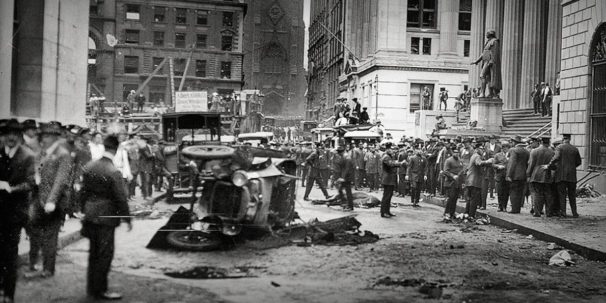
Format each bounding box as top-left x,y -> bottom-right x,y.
79,134 -> 132,300
0,119 -> 36,302
333,140 -> 355,211
303,143 -> 331,201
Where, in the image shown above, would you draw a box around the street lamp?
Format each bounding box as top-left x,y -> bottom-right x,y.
375,74 -> 379,121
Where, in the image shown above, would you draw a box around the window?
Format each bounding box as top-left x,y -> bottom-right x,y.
153,31 -> 164,46
152,57 -> 164,72
410,83 -> 434,112
174,59 -> 186,76
221,35 -> 233,51
464,40 -> 470,57
196,10 -> 209,25
125,4 -> 140,21
590,26 -> 606,167
125,29 -> 140,44
154,6 -> 166,23
90,4 -> 98,16
123,84 -> 138,101
149,85 -> 166,104
195,60 -> 207,77
175,33 -> 186,48
411,37 -> 420,54
220,61 -> 231,79
407,0 -> 436,29
459,0 -> 472,31
196,34 -> 207,49
223,12 -> 234,26
124,56 -> 139,73
422,38 -> 432,55
176,8 -> 187,24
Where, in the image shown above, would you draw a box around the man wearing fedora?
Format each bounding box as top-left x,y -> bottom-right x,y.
527,136 -> 555,217
380,143 -> 404,218
0,119 -> 36,302
465,140 -> 490,218
506,135 -> 530,214
27,121 -> 73,278
406,147 -> 427,207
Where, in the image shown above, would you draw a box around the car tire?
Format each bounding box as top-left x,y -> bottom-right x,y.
181,145 -> 235,160
166,230 -> 223,251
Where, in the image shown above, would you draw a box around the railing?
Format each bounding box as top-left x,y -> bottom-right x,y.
526,121 -> 552,138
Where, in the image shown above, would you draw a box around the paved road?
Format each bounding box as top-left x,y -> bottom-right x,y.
16,187 -> 606,302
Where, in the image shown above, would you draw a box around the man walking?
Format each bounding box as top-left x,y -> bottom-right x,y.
79,134 -> 132,300
303,143 -> 331,201
442,145 -> 463,220
333,141 -> 355,211
527,136 -> 555,217
548,134 -> 582,217
507,135 -> 530,214
380,144 -> 403,218
0,120 -> 36,302
139,137 -> 154,201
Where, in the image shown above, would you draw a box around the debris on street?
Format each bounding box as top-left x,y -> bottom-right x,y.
549,250 -> 575,267
576,184 -> 601,198
164,266 -> 263,279
547,242 -> 560,250
311,192 -> 380,208
373,276 -> 453,299
276,215 -> 380,247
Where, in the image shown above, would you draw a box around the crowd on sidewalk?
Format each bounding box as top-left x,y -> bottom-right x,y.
0,118 -> 173,302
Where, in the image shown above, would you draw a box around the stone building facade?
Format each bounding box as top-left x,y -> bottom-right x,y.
1,0 -> 89,124
88,0 -> 246,106
335,0 -> 472,138
241,0 -> 306,115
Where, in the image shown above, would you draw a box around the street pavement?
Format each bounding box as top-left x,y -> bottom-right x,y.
14,185 -> 606,302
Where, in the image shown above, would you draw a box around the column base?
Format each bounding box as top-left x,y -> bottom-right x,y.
470,97 -> 503,132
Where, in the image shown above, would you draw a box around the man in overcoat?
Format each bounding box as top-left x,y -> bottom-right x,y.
548,134 -> 582,217
527,136 -> 555,217
506,135 -> 530,213
380,144 -> 403,217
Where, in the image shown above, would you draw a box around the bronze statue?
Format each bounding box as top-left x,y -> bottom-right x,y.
472,30 -> 502,98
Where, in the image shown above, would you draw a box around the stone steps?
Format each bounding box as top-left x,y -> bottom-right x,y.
502,108 -> 552,138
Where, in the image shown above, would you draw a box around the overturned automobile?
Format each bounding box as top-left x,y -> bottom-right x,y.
152,145 -> 298,251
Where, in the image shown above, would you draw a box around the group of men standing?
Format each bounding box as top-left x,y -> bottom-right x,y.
0,118 -> 162,301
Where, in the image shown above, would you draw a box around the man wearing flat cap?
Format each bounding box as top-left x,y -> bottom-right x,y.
0,119 -> 36,301
27,121 -> 74,278
506,135 -> 530,214
527,136 -> 555,217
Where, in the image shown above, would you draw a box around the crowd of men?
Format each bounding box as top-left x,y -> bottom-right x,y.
0,118 -> 172,301
291,132 -> 583,222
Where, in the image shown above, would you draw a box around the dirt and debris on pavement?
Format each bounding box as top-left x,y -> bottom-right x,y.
164,266 -> 266,279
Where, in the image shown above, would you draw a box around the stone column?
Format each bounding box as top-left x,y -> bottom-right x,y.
376,0 -> 408,51
544,0 -> 562,88
439,0 -> 459,56
520,0 -> 548,108
501,0 -> 524,109
0,0 -> 15,118
485,0 -> 504,40
469,0 -> 486,89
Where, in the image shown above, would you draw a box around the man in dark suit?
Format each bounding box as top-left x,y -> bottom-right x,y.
484,135 -> 501,199
442,145 -> 464,219
527,136 -> 555,217
506,135 -> 530,213
396,144 -> 409,197
406,148 -> 427,207
79,134 -> 132,300
303,143 -> 331,201
380,144 -> 404,218
548,134 -> 582,217
333,141 -> 355,211
493,141 -> 510,211
139,137 -> 155,200
27,121 -> 73,278
0,120 -> 36,302
351,143 -> 365,190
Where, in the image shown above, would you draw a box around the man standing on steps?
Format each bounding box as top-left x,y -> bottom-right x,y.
380,143 -> 404,218
548,134 -> 582,218
79,134 -> 132,300
506,135 -> 530,214
303,143 -> 331,201
527,136 -> 555,217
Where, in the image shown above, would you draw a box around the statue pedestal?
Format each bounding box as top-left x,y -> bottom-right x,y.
470,97 -> 503,132
413,110 -> 457,138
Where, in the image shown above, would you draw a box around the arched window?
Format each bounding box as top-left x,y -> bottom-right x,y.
590,23 -> 606,168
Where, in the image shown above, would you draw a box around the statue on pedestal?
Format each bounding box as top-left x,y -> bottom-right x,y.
472,30 -> 502,98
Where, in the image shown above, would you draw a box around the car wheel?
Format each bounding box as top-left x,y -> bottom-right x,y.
181,145 -> 235,160
166,230 -> 223,251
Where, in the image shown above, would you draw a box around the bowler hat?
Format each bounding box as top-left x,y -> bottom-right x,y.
511,135 -> 523,143
40,121 -> 63,136
6,119 -> 23,133
22,119 -> 37,130
0,119 -> 9,133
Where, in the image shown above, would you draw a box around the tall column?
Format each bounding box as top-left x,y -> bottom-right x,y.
485,0 -> 504,41
544,0 -> 562,88
520,0 -> 548,108
501,0 -> 524,109
439,0 -> 459,56
0,0 -> 15,118
376,0 -> 408,51
469,0 -> 486,89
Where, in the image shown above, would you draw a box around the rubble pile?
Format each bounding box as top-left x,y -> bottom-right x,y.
164,266 -> 264,279
576,184 -> 601,198
277,215 -> 380,247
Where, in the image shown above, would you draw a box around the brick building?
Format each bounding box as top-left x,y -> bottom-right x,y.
88,0 -> 246,106
241,0 -> 306,115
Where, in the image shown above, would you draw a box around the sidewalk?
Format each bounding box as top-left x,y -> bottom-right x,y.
425,193 -> 606,261
18,189 -> 166,260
